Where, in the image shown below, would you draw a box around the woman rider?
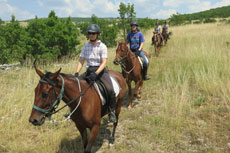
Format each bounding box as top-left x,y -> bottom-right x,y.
75,24 -> 117,123
126,21 -> 150,80
154,22 -> 164,46
162,21 -> 170,39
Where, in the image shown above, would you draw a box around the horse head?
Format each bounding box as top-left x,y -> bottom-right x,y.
29,66 -> 62,126
152,32 -> 160,46
113,41 -> 130,65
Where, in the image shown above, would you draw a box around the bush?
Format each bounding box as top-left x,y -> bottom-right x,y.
0,15 -> 28,64
203,18 -> 216,23
0,11 -> 80,64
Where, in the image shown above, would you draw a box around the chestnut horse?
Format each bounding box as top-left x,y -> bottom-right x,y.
113,42 -> 149,109
29,66 -> 126,153
162,31 -> 172,45
152,32 -> 162,57
162,31 -> 168,45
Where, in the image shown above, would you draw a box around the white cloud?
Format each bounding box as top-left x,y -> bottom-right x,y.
134,0 -> 160,14
151,9 -> 177,19
163,0 -> 185,8
0,0 -> 34,20
187,1 -> 211,13
213,0 -> 230,8
163,0 -> 202,8
92,0 -> 119,16
38,0 -> 119,18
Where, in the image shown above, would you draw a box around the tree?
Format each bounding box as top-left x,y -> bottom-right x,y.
118,2 -> 136,40
169,13 -> 186,26
0,15 -> 28,64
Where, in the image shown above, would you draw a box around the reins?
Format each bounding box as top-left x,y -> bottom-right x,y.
50,79 -> 93,116
118,49 -> 137,75
33,74 -> 94,120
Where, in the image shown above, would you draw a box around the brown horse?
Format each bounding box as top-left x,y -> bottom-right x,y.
113,42 -> 149,109
162,31 -> 168,45
29,66 -> 127,153
152,32 -> 162,57
162,31 -> 172,45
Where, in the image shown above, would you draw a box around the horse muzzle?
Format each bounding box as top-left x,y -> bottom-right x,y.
29,115 -> 45,126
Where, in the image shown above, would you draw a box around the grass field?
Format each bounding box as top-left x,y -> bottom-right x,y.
1,23 -> 230,153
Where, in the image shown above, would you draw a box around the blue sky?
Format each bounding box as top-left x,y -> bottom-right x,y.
0,0 -> 230,21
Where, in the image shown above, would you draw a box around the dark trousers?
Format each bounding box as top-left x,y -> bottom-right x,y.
80,66 -> 115,99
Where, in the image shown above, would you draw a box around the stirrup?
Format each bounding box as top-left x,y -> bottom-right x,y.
108,112 -> 117,123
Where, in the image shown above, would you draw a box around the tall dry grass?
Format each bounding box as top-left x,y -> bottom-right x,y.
0,23 -> 230,153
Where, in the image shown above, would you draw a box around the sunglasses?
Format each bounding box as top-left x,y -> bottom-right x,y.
88,32 -> 97,35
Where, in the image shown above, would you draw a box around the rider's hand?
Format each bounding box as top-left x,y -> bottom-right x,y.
74,72 -> 79,77
87,72 -> 98,82
135,51 -> 140,56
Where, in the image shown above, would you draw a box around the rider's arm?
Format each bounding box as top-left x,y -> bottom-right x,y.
96,58 -> 107,74
139,42 -> 144,51
76,57 -> 85,73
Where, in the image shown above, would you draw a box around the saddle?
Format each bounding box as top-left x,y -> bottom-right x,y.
93,75 -> 121,106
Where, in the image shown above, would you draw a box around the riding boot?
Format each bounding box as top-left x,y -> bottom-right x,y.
108,93 -> 117,123
143,64 -> 150,80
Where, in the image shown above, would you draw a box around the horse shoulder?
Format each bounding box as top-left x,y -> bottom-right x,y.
79,82 -> 101,123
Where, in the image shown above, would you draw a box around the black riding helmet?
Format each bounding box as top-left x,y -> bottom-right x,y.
87,24 -> 100,33
130,21 -> 138,26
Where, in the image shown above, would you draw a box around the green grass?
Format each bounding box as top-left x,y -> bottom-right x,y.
1,23 -> 230,153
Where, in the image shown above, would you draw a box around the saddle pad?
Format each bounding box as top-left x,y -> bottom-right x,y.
138,56 -> 143,69
110,75 -> 121,97
93,75 -> 121,105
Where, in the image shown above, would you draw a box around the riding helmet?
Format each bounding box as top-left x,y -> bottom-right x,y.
87,24 -> 101,33
130,21 -> 138,26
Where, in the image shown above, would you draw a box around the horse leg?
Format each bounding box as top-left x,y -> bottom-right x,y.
75,123 -> 88,150
157,45 -> 160,56
154,45 -> 158,57
138,80 -> 144,98
134,81 -> 141,99
84,124 -> 100,153
127,80 -> 132,109
110,98 -> 122,144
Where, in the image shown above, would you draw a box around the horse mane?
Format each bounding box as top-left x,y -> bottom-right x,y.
43,71 -> 75,80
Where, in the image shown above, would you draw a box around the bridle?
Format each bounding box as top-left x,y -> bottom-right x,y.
33,74 -> 93,119
115,46 -> 137,75
33,75 -> 64,119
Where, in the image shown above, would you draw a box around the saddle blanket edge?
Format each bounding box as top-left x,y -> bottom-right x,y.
94,75 -> 121,105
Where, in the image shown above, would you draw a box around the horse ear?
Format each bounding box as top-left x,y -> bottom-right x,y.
34,66 -> 44,78
33,59 -> 44,78
50,68 -> 62,80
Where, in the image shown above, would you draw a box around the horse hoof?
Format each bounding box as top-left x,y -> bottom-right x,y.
128,105 -> 132,109
137,95 -> 141,99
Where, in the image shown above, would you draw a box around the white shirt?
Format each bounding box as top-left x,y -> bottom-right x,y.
154,26 -> 161,33
80,40 -> 107,67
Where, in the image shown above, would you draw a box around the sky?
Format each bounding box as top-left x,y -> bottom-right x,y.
0,0 -> 230,21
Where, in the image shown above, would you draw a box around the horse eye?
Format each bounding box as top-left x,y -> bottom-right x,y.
42,92 -> 48,99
